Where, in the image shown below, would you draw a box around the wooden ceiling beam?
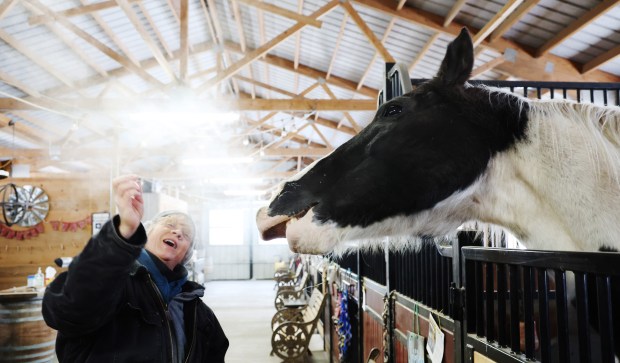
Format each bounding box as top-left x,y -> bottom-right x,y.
320,83 -> 360,132
138,2 -> 174,58
116,0 -> 177,82
535,0 -> 618,58
28,0 -> 141,25
236,0 -> 322,28
326,13 -> 349,80
0,28 -> 77,89
0,98 -> 378,111
489,0 -> 539,42
470,55 -> 506,78
78,0 -> 142,67
224,41 -> 378,98
21,2 -> 109,78
179,0 -> 189,82
472,0 -> 523,47
443,0 -> 466,27
234,75 -> 298,98
341,0 -> 395,63
293,0 -> 305,91
351,0 -> 620,82
197,0 -> 340,93
262,147 -> 332,157
357,17 -> 396,90
582,44 -> 620,74
0,0 -> 17,20
408,32 -> 440,75
28,0 -> 165,87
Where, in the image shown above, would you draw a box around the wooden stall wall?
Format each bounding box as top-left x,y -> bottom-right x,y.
0,177 -> 109,290
363,279 -> 387,363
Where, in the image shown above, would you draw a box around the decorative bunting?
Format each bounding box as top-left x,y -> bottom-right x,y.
0,216 -> 90,239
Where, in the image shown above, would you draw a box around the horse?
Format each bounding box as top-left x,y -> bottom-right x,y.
256,27 -> 620,257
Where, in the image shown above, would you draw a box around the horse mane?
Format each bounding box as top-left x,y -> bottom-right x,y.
528,98 -> 620,184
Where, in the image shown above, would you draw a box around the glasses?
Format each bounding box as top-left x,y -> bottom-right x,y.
160,219 -> 194,242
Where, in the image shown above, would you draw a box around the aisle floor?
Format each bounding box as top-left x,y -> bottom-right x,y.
203,279 -> 329,363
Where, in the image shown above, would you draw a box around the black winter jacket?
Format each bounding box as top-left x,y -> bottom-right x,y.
42,216 -> 229,363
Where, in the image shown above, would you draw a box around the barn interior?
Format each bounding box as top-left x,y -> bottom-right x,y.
0,0 -> 619,362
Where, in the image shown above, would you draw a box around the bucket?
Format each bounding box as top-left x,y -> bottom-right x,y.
0,297 -> 56,363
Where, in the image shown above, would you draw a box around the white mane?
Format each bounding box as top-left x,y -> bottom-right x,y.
475,97 -> 620,252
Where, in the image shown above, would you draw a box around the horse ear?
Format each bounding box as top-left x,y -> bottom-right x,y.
436,28 -> 474,86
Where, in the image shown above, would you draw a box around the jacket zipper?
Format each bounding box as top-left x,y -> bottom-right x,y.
183,301 -> 197,363
146,275 -> 175,363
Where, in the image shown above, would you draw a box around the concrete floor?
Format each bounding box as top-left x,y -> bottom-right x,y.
203,280 -> 329,363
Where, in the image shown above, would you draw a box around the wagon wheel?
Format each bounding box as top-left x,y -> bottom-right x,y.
11,185 -> 50,227
271,323 -> 309,361
0,183 -> 22,226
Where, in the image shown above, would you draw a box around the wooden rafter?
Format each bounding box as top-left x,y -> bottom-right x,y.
310,122 -> 333,148
116,0 -> 177,82
0,70 -> 41,98
0,28 -> 77,89
472,0 -> 523,48
351,0 -> 620,82
138,2 -> 174,58
21,2 -> 109,78
0,0 -> 17,20
293,0 -> 305,92
582,44 -> 620,74
320,83 -> 360,132
236,0 -> 322,28
489,0 -> 539,42
0,98 -> 378,112
357,17 -> 396,90
223,41 -> 378,99
409,32 -> 440,74
179,0 -> 189,82
470,55 -> 506,78
28,0 -> 164,88
443,0 -> 466,27
204,0 -> 240,95
396,0 -> 407,11
262,147 -> 331,157
78,0 -> 142,66
326,14 -> 349,80
270,123 -> 312,149
28,0 -> 141,25
340,0 -> 395,63
535,0 -> 618,58
196,0 -> 340,93
234,75 -> 298,98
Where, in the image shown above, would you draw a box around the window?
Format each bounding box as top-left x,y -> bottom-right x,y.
208,209 -> 245,246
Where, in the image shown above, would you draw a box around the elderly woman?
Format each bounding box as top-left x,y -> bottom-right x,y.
43,174 -> 228,363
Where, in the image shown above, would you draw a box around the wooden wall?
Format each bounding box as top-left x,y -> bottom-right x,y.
0,177 -> 109,290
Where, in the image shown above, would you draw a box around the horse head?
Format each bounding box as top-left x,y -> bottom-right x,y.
256,27 -> 619,255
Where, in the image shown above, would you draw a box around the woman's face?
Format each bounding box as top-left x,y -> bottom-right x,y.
145,215 -> 194,270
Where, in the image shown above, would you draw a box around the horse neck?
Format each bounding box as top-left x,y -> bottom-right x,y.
473,101 -> 620,252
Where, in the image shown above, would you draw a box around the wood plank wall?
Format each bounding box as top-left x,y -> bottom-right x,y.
0,177 -> 109,290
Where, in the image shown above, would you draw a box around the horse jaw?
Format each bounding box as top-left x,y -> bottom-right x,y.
256,207 -> 340,254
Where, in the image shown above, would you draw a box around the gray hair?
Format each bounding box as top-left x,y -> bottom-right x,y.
144,210 -> 197,266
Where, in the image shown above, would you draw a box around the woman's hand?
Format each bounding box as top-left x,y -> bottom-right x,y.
112,174 -> 144,239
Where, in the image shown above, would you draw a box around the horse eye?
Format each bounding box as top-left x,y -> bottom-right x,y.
383,104 -> 402,117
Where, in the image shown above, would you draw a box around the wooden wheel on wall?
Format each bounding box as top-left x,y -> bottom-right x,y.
0,183 -> 21,226
0,184 -> 49,227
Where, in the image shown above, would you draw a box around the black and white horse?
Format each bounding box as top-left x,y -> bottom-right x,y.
256,28 -> 620,256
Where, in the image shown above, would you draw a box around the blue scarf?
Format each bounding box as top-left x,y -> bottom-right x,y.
137,249 -> 187,305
